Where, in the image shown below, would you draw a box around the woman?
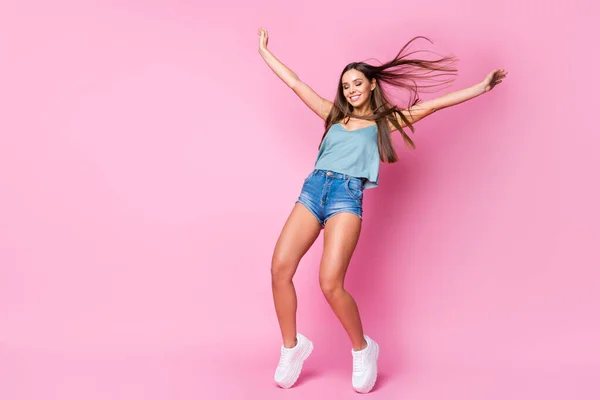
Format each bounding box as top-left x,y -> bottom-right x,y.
258,27 -> 506,393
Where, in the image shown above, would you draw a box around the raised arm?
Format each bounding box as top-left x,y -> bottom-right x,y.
258,28 -> 333,120
390,69 -> 508,130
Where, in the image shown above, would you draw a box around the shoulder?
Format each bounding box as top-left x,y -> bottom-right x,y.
386,111 -> 408,132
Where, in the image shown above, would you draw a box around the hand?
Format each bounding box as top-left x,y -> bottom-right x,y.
481,69 -> 507,92
258,27 -> 269,54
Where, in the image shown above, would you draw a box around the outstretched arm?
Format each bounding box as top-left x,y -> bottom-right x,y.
391,69 -> 508,129
258,28 -> 333,120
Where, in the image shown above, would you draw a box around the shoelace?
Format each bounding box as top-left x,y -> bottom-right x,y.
353,350 -> 366,373
278,347 -> 293,368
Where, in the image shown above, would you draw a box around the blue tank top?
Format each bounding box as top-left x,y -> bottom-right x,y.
313,123 -> 380,189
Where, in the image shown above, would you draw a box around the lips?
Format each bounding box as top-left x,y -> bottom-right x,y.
349,94 -> 361,102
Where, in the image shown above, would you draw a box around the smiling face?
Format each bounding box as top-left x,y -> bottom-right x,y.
341,68 -> 376,110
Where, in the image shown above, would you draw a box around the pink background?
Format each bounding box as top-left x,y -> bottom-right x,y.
1,0 -> 598,399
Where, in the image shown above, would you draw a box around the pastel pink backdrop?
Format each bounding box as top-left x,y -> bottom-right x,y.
1,0 -> 598,399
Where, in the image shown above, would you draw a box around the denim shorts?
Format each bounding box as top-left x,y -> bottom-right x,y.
296,169 -> 365,227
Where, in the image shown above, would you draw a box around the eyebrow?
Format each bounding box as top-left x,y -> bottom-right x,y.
342,79 -> 363,85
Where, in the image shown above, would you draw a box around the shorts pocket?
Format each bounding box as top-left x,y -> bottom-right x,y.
303,171 -> 315,184
345,177 -> 364,202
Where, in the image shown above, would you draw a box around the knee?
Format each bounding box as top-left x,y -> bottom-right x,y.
271,256 -> 296,285
319,277 -> 344,301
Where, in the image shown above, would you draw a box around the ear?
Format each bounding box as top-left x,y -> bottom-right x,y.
371,78 -> 376,91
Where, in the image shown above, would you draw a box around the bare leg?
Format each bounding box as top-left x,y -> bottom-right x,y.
271,203 -> 321,348
319,212 -> 367,351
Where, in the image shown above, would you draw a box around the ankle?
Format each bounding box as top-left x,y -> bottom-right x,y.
353,339 -> 368,352
283,337 -> 298,349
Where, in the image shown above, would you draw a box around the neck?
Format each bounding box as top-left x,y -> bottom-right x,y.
352,105 -> 373,117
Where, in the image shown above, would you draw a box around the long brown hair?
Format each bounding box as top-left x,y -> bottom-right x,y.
321,36 -> 458,163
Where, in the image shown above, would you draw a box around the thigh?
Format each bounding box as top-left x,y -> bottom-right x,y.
272,203 -> 322,271
319,212 -> 362,283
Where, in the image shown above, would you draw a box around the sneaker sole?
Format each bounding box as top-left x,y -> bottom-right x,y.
354,341 -> 379,394
275,340 -> 314,389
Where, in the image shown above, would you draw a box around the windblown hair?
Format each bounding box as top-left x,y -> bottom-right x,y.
321,36 -> 458,163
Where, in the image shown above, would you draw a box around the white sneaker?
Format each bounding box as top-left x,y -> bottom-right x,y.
351,335 -> 379,393
274,333 -> 314,389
